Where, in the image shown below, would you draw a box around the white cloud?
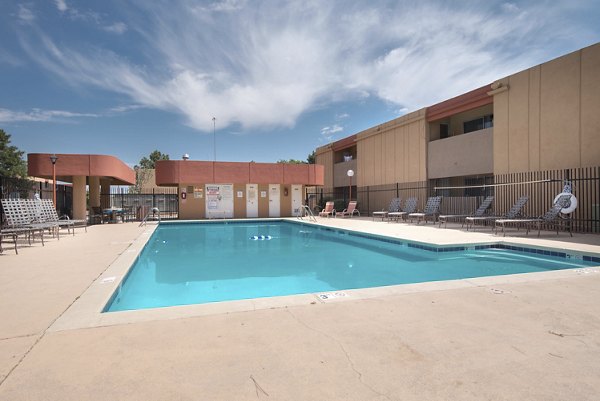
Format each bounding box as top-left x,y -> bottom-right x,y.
55,0 -> 68,12
501,3 -> 519,13
320,124 -> 344,141
103,22 -> 127,34
108,104 -> 145,113
17,4 -> 35,24
335,113 -> 349,120
205,0 -> 247,12
15,1 -> 598,133
0,108 -> 98,123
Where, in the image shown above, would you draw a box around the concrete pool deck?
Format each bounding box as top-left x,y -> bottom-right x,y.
1,219 -> 600,400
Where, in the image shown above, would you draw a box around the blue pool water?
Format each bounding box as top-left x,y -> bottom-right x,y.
105,221 -> 597,312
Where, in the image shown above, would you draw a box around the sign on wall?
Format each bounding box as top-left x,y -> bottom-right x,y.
205,184 -> 234,218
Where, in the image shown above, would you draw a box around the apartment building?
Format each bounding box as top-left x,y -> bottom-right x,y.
315,43 -> 600,231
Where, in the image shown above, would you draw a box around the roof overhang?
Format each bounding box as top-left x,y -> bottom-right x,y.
426,84 -> 493,122
27,153 -> 135,185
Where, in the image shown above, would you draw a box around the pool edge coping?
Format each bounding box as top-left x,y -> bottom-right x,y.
48,218 -> 600,333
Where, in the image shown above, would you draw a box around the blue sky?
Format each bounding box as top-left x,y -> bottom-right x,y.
1,0 -> 599,167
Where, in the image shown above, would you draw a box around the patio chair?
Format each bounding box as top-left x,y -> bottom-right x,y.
372,198 -> 401,221
494,194 -> 572,237
438,196 -> 494,228
318,201 -> 335,218
408,196 -> 443,224
337,201 -> 360,218
388,197 -> 417,222
465,196 -> 529,231
89,206 -> 105,224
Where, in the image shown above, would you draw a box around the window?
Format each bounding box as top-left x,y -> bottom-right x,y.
463,114 -> 493,134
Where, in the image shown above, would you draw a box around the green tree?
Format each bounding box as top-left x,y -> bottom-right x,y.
277,151 -> 316,164
0,129 -> 28,178
276,159 -> 306,164
137,150 -> 170,169
131,150 -> 170,193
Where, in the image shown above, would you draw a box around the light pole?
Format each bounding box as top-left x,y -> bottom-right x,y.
50,154 -> 58,209
212,116 -> 216,161
347,169 -> 354,201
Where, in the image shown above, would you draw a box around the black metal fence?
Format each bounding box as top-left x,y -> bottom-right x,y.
307,166 -> 600,233
1,175 -> 72,223
101,187 -> 179,220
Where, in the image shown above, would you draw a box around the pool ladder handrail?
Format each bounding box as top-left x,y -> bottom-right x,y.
139,207 -> 161,226
297,204 -> 317,222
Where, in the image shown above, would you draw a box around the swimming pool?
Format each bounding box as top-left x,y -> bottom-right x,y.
105,221 -> 598,312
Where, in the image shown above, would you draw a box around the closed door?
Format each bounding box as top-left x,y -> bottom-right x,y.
268,184 -> 280,217
291,185 -> 302,216
246,184 -> 258,218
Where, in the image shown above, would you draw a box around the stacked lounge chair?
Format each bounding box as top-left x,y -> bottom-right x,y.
39,199 -> 87,235
1,199 -> 48,247
372,198 -> 401,221
464,196 -> 529,231
495,194 -> 572,237
438,196 -> 494,228
388,197 -> 418,222
0,228 -> 19,254
408,196 -> 443,224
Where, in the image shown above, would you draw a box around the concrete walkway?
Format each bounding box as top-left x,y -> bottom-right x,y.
1,220 -> 599,400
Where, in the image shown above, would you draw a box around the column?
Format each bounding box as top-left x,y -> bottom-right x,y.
72,175 -> 87,221
100,179 -> 111,209
89,176 -> 100,209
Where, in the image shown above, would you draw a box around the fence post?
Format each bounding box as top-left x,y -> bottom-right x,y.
152,188 -> 156,209
366,186 -> 370,215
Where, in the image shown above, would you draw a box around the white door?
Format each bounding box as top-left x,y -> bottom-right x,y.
269,184 -> 280,217
246,184 -> 258,218
291,185 -> 302,216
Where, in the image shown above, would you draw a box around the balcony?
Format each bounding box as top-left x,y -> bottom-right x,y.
333,159 -> 357,187
428,128 -> 493,179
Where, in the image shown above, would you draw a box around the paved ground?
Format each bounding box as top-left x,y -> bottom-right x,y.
1,219 -> 600,400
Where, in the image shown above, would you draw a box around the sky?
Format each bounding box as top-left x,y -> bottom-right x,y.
1,0 -> 599,167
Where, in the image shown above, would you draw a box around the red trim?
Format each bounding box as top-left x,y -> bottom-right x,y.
155,160 -> 324,186
331,135 -> 357,152
426,85 -> 493,122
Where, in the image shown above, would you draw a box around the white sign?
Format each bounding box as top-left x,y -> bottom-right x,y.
205,184 -> 234,218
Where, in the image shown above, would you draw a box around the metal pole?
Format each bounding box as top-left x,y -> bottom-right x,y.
349,175 -> 352,201
212,117 -> 216,161
50,154 -> 58,210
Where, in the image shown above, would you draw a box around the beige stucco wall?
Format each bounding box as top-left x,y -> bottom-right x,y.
428,128 -> 493,179
333,159 -> 357,187
357,109 -> 427,186
178,185 -> 205,220
493,42 -> 600,173
314,147 -> 334,188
